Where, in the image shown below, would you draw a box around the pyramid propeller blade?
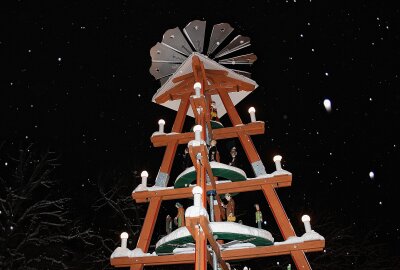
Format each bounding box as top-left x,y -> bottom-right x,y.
207,23 -> 234,55
150,42 -> 187,63
183,20 -> 206,53
159,76 -> 171,86
149,62 -> 181,80
162,27 -> 193,56
219,53 -> 257,65
231,69 -> 252,78
214,35 -> 251,58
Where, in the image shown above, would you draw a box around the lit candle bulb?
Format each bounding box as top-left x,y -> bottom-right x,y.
158,119 -> 165,133
301,215 -> 312,233
273,155 -> 283,171
141,171 -> 149,187
248,107 -> 256,122
120,232 -> 128,248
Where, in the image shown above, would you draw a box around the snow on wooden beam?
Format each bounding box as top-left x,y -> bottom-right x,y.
151,122 -> 265,147
110,239 -> 325,267
132,175 -> 292,203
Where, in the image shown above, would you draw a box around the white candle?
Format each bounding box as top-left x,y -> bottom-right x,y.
248,107 -> 256,122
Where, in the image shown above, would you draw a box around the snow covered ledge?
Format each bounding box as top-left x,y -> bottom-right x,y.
271,155 -> 291,176
111,247 -> 157,258
185,186 -> 209,219
110,233 -> 157,258
274,214 -> 324,245
132,170 -> 175,193
274,230 -> 325,246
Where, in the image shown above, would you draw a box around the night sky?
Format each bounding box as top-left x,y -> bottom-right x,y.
1,1 -> 400,269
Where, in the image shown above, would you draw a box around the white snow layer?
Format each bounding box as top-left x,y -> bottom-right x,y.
185,205 -> 209,218
133,184 -> 174,193
173,246 -> 196,254
274,230 -> 324,246
156,227 -> 192,249
111,247 -> 156,258
151,131 -> 165,137
247,174 -> 274,180
222,242 -> 256,250
172,242 -> 256,254
187,139 -> 206,147
176,161 -> 247,183
271,169 -> 292,176
211,222 -> 273,242
156,222 -> 273,249
151,131 -> 180,137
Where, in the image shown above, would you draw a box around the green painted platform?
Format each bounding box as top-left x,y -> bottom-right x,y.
174,162 -> 247,188
155,222 -> 274,254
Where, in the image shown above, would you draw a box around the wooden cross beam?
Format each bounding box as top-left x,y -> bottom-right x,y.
151,122 -> 265,147
110,240 -> 325,267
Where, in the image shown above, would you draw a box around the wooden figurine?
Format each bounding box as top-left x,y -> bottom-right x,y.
208,139 -> 220,162
222,193 -> 236,222
254,203 -> 263,229
174,202 -> 185,227
228,146 -> 238,167
166,214 -> 172,234
210,101 -> 219,121
181,147 -> 192,170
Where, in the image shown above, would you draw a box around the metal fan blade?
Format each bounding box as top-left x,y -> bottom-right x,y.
149,62 -> 181,80
162,27 -> 193,56
231,69 -> 252,78
159,76 -> 171,86
207,23 -> 234,55
214,35 -> 251,58
150,42 -> 187,63
183,20 -> 206,53
219,53 -> 257,65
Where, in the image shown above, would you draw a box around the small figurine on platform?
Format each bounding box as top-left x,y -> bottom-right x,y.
210,101 -> 219,121
228,146 -> 239,167
174,202 -> 185,227
166,215 -> 172,234
254,203 -> 263,229
181,147 -> 192,170
208,139 -> 219,162
222,193 -> 236,222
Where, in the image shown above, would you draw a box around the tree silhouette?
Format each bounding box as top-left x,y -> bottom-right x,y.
78,170 -> 143,270
0,142 -> 92,270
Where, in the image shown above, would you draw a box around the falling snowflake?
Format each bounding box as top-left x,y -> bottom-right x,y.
369,171 -> 375,179
323,99 -> 332,112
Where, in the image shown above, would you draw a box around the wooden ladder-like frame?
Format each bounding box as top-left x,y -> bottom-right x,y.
110,56 -> 324,270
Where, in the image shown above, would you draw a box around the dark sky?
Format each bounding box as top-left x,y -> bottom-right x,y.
1,0 -> 399,268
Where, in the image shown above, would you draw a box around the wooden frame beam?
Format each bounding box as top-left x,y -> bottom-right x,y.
262,184 -> 313,269
110,239 -> 325,267
151,122 -> 265,147
199,216 -> 229,270
154,93 -> 191,187
132,175 -> 292,203
135,197 -> 162,252
218,88 -> 267,175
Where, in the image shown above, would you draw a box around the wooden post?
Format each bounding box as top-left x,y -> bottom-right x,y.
262,185 -> 312,269
218,89 -> 267,176
155,94 -> 191,186
131,197 -> 162,270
